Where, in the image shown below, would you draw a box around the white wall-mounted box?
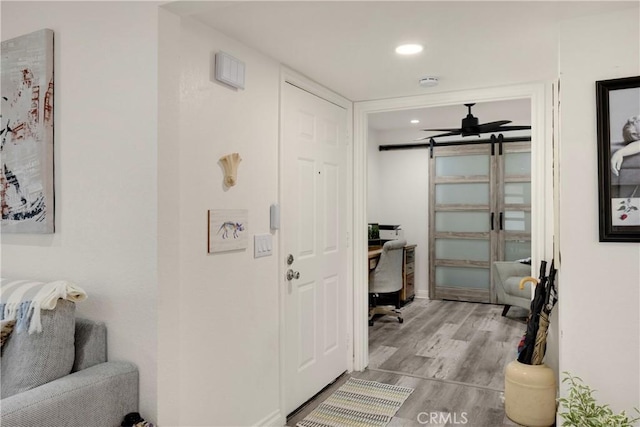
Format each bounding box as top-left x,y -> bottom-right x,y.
215,51 -> 245,90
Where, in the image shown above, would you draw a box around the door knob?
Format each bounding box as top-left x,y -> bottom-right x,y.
286,269 -> 301,281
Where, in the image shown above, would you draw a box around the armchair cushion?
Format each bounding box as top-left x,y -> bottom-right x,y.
0,300 -> 76,398
0,361 -> 138,427
492,261 -> 532,310
72,318 -> 107,372
503,276 -> 531,296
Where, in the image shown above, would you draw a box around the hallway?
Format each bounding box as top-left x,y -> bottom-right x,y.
288,300 -> 527,426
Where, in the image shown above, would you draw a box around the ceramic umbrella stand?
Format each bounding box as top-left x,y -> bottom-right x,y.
505,261 -> 559,427
505,360 -> 556,426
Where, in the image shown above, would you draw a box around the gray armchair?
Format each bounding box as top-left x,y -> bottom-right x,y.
369,239 -> 406,325
492,261 -> 533,316
1,316 -> 138,427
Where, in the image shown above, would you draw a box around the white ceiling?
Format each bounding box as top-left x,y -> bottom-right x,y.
164,1 -> 636,132
167,1 -> 638,102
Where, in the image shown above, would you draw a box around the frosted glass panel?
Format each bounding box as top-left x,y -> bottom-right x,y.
503,211 -> 531,232
505,152 -> 531,176
435,212 -> 490,232
505,241 -> 531,261
435,183 -> 489,204
504,182 -> 531,205
436,239 -> 489,261
435,267 -> 489,289
436,155 -> 489,177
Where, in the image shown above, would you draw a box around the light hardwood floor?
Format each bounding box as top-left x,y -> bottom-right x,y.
287,299 -> 529,427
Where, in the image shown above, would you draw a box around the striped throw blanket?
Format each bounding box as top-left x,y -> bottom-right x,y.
0,278 -> 87,334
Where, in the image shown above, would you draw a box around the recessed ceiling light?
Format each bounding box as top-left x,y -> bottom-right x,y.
410,119 -> 420,124
395,44 -> 423,55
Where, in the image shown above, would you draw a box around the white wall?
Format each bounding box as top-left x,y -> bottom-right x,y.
367,129 -> 429,297
158,12 -> 283,426
558,7 -> 640,413
157,8 -> 182,426
367,130 -> 382,217
0,1 -> 159,421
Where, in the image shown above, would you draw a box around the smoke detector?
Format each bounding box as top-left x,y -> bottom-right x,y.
419,77 -> 439,87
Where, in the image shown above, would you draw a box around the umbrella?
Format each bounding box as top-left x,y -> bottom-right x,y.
517,261 -> 548,365
531,260 -> 558,365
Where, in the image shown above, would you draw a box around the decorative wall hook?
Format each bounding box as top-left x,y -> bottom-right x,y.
219,153 -> 242,187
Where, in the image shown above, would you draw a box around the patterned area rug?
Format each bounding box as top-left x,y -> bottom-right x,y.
296,378 -> 414,427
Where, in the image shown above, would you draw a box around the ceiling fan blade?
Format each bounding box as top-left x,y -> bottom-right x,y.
421,128 -> 461,133
419,131 -> 463,139
493,125 -> 532,132
476,120 -> 512,132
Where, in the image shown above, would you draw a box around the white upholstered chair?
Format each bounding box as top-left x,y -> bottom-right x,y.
492,261 -> 533,316
368,239 -> 406,326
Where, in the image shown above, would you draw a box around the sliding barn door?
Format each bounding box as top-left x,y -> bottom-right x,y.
429,143 -> 495,302
429,139 -> 531,303
497,142 -> 532,263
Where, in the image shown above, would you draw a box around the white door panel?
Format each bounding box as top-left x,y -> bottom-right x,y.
282,82 -> 348,414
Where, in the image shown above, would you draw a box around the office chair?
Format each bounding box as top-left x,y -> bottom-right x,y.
368,239 -> 407,326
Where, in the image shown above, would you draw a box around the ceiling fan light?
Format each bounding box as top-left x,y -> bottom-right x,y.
395,44 -> 423,55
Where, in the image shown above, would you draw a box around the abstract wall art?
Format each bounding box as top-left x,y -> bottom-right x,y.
208,209 -> 248,253
1,29 -> 54,233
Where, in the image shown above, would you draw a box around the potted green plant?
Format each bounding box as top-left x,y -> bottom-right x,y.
558,372 -> 640,427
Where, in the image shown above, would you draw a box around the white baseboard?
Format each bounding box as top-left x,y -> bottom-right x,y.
254,409 -> 284,427
415,289 -> 429,299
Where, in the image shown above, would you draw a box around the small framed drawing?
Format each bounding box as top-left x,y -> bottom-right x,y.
208,209 -> 248,253
596,76 -> 640,242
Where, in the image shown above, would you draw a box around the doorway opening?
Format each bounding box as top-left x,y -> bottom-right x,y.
368,99 -> 532,305
353,83 -> 553,371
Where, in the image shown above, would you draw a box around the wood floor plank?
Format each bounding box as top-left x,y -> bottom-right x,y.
415,334 -> 469,358
368,345 -> 399,369
378,351 -> 433,374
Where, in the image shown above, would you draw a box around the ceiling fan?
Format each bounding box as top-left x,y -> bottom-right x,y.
419,103 -> 531,139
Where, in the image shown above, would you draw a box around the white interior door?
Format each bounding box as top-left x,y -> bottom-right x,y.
281,82 -> 348,414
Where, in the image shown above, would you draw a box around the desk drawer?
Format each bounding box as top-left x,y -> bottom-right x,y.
405,262 -> 415,275
405,247 -> 415,264
402,273 -> 415,302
